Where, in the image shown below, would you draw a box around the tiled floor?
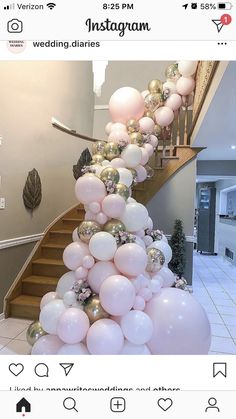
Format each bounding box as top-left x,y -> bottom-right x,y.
193,251 -> 236,355
1,252 -> 236,355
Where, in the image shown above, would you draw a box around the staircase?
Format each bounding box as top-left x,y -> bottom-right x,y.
4,205 -> 84,320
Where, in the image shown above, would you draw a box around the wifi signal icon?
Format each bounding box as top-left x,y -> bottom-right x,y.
47,2 -> 56,9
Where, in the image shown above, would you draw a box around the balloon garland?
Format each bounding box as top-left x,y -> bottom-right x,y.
29,61 -> 211,355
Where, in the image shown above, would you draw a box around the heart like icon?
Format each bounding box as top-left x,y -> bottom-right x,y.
157,398 -> 173,411
9,363 -> 24,376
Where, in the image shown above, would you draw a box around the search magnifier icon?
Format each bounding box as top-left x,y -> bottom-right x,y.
63,397 -> 78,412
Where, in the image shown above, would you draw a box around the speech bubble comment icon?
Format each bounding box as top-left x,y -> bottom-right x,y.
34,363 -> 49,378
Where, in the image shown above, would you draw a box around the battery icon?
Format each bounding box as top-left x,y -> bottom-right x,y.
218,2 -> 233,9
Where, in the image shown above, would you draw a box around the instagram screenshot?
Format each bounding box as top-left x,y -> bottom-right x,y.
0,0 -> 236,417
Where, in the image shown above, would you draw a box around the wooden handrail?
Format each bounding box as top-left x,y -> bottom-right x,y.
51,117 -> 99,143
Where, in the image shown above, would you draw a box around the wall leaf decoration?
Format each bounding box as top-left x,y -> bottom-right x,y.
23,168 -> 42,211
73,148 -> 92,180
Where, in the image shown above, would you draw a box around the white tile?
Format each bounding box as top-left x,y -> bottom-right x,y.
0,320 -> 28,339
216,306 -> 236,315
210,336 -> 236,354
226,326 -> 236,339
221,315 -> 236,326
4,339 -> 31,355
207,313 -> 224,325
0,337 -> 11,348
213,299 -> 236,307
15,329 -> 27,341
210,324 -> 231,338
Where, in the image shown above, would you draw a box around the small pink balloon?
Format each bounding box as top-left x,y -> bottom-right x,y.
88,261 -> 120,293
72,228 -> 79,242
143,236 -> 153,247
133,295 -> 146,311
138,287 -> 153,302
108,130 -> 130,147
57,343 -> 89,355
143,143 -> 154,157
148,135 -> 158,149
135,229 -> 145,238
136,165 -> 147,182
96,212 -> 108,225
57,308 -> 90,344
100,275 -> 136,316
63,242 -> 89,271
86,319 -> 124,354
146,216 -> 154,230
88,202 -> 101,214
75,266 -> 88,279
105,122 -> 113,135
133,235 -> 146,250
109,87 -> 145,123
140,148 -> 149,165
31,335 -> 63,355
40,292 -> 58,310
75,174 -> 107,205
154,106 -> 174,127
139,117 -> 155,134
157,266 -> 175,287
138,273 -> 149,288
149,278 -> 162,293
84,210 -> 96,221
82,255 -> 95,269
111,158 -> 126,168
102,194 -> 126,218
114,243 -> 148,277
165,93 -> 182,111
176,76 -> 195,96
110,122 -> 127,132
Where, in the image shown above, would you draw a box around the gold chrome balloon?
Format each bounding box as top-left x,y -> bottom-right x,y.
145,165 -> 155,179
91,154 -> 104,165
129,168 -> 138,185
103,219 -> 126,236
92,141 -> 106,155
146,248 -> 165,273
165,63 -> 181,82
126,118 -> 140,133
104,142 -> 120,161
100,167 -> 120,184
84,295 -> 110,324
78,221 -> 101,243
144,110 -> 155,120
115,183 -> 130,201
153,124 -> 162,138
26,321 -> 47,346
144,93 -> 163,112
148,79 -> 163,94
129,132 -> 144,147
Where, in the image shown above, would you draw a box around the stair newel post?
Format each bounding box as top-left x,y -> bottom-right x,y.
176,110 -> 181,147
183,95 -> 189,146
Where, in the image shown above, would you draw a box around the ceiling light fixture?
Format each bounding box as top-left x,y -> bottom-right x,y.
92,61 -> 108,97
230,145 -> 236,150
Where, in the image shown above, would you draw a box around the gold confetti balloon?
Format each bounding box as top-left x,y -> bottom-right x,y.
146,248 -> 165,273
148,79 -> 163,94
26,321 -> 47,346
103,219 -> 126,236
91,154 -> 104,165
126,118 -> 140,133
165,63 -> 181,82
144,93 -> 163,112
100,167 -> 120,184
144,110 -> 155,120
129,132 -> 144,147
115,183 -> 130,201
84,295 -> 110,324
104,142 -> 120,161
92,141 -> 106,156
78,220 -> 102,243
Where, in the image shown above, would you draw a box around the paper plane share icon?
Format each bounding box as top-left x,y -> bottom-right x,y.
59,363 -> 74,376
212,19 -> 224,32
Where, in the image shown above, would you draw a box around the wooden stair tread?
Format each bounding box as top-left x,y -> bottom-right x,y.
50,229 -> 73,234
42,243 -> 66,249
22,275 -> 58,285
32,258 -> 65,266
62,217 -> 82,222
10,295 -> 41,307
161,156 -> 179,160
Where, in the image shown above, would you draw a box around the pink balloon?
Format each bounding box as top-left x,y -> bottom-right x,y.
148,135 -> 158,149
63,242 -> 89,271
96,212 -> 108,225
111,158 -> 126,168
31,335 -> 63,355
110,122 -> 127,132
138,287 -> 153,302
108,130 -> 130,147
165,93 -> 182,111
154,106 -> 174,127
176,76 -> 195,95
143,143 -> 154,157
87,261 -> 120,293
149,278 -> 162,294
140,148 -> 149,165
157,266 -> 175,287
135,165 -> 147,182
57,343 -> 89,355
121,310 -> 153,345
141,90 -> 149,99
109,87 -> 145,123
146,216 -> 154,230
133,235 -> 146,250
114,243 -> 148,277
105,122 -> 113,135
145,288 -> 211,354
86,319 -> 124,354
72,228 -> 79,242
84,210 -> 96,221
40,292 -> 57,310
75,174 -> 107,204
133,295 -> 146,311
100,275 -> 135,316
121,340 -> 151,354
143,236 -> 153,247
88,202 -> 101,214
102,194 -> 126,218
75,266 -> 88,279
134,229 -> 145,238
82,255 -> 95,269
139,117 -> 155,134
57,308 -> 90,344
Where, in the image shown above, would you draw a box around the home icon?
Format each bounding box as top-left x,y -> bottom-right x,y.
16,398 -> 31,413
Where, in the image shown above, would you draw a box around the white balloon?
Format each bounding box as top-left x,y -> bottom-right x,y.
120,203 -> 149,232
57,343 -> 89,355
39,299 -> 66,334
134,235 -> 146,249
121,310 -> 154,345
117,168 -> 133,187
63,291 -> 77,307
40,292 -> 58,310
89,232 -> 117,261
148,240 -> 172,264
120,340 -> 151,355
56,272 -> 77,299
121,144 -> 142,168
178,61 -> 198,77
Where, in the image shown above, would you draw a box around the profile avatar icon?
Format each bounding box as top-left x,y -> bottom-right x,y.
205,397 -> 220,412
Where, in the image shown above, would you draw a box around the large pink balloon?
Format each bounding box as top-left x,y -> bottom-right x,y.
102,194 -> 126,218
111,158 -> 126,169
154,106 -> 174,127
156,266 -> 175,287
109,87 -> 145,123
86,319 -> 124,354
75,174 -> 106,204
57,308 -> 90,344
31,335 -> 63,355
87,261 -> 120,293
176,76 -> 195,96
145,288 -> 211,354
100,275 -> 135,316
121,310 -> 153,345
165,93 -> 182,111
114,243 -> 148,277
63,242 -> 89,271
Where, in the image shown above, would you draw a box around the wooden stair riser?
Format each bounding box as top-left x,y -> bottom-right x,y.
22,279 -> 58,297
62,218 -> 82,230
32,261 -> 68,277
48,231 -> 72,245
9,298 -> 41,320
41,246 -> 65,259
